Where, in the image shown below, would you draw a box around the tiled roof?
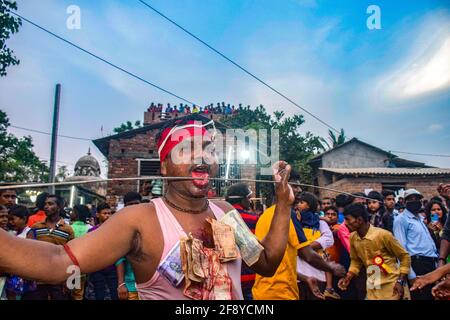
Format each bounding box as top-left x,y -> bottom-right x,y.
320,167 -> 450,175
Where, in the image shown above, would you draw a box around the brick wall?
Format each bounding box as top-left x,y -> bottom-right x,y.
317,176 -> 449,200
107,130 -> 158,197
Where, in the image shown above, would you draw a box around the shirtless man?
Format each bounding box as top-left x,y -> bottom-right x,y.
0,115 -> 295,300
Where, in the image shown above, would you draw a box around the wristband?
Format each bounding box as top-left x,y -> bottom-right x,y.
118,282 -> 126,289
63,244 -> 79,267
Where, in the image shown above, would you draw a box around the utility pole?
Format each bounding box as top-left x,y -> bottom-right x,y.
48,84 -> 61,194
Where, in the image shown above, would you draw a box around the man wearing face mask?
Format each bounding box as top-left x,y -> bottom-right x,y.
393,189 -> 438,300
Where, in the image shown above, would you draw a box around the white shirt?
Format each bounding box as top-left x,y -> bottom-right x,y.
296,220 -> 334,282
16,226 -> 31,239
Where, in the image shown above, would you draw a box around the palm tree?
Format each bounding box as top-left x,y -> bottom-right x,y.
320,128 -> 346,149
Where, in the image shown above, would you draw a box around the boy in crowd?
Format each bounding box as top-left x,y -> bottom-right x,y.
295,192 -> 340,299
367,191 -> 384,228
24,195 -> 74,300
0,187 -> 17,210
324,205 -> 343,298
338,203 -> 411,300
87,202 -> 117,300
381,190 -> 398,233
8,205 -> 30,238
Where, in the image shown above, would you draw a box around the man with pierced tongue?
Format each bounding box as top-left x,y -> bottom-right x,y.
0,115 -> 294,300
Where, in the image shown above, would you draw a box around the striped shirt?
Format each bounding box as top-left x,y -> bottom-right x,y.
30,218 -> 74,245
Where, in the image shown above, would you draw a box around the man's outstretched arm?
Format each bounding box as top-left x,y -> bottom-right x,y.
246,161 -> 294,276
0,205 -> 140,283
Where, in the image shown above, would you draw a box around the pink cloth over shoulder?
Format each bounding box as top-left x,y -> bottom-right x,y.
337,223 -> 351,253
136,198 -> 243,300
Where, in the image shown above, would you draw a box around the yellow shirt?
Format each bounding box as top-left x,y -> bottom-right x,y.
349,225 -> 411,300
252,205 -> 309,300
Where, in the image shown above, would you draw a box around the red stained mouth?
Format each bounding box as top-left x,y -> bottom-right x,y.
191,166 -> 210,188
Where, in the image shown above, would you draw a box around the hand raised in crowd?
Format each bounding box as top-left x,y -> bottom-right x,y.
272,161 -> 294,206
437,183 -> 450,200
428,221 -> 443,233
411,271 -> 443,291
432,278 -> 450,300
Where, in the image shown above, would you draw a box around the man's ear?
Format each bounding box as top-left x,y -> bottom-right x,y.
160,160 -> 167,176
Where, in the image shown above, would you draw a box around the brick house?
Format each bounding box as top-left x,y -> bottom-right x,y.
92,111 -> 257,205
309,138 -> 450,199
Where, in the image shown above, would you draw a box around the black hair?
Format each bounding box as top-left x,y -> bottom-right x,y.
382,189 -> 396,198
0,185 -> 17,196
324,205 -> 339,214
298,192 -> 319,212
36,192 -> 49,210
96,202 -> 110,213
46,194 -> 64,209
425,200 -> 448,226
352,192 -> 366,198
343,203 -> 369,222
288,170 -> 301,182
123,191 -> 142,205
0,204 -> 6,211
336,194 -> 352,208
367,191 -> 383,202
9,205 -> 29,221
225,183 -> 251,205
73,205 -> 91,223
430,196 -> 443,204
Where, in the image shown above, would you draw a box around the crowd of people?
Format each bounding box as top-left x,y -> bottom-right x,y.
147,102 -> 253,115
0,115 -> 449,301
225,178 -> 450,300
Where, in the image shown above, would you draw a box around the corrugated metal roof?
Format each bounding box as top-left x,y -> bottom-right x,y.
320,167 -> 450,175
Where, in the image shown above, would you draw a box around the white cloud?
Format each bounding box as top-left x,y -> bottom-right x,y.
369,10 -> 450,111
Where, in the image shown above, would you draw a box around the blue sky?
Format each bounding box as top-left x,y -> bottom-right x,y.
0,0 -> 449,177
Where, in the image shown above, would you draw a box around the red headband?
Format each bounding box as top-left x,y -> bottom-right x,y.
157,120 -> 212,162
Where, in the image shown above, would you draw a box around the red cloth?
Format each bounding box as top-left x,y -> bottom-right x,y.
157,120 -> 211,162
27,210 -> 46,227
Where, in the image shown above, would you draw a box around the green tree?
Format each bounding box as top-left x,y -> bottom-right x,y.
113,120 -> 141,134
321,128 -> 346,149
222,105 -> 325,202
0,109 -> 49,182
222,105 -> 324,178
0,0 -> 22,77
